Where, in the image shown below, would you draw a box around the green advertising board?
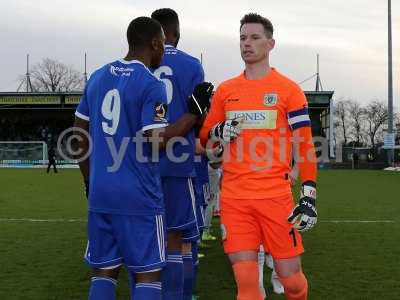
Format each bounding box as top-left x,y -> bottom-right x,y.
65,95 -> 81,104
0,95 -> 61,105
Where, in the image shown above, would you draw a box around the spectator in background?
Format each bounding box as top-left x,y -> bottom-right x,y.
367,152 -> 374,162
46,146 -> 58,173
353,152 -> 359,169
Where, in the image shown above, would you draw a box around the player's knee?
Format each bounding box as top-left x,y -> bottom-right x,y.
92,266 -> 121,280
232,261 -> 263,300
274,256 -> 301,278
181,241 -> 192,254
278,271 -> 308,298
135,270 -> 162,283
228,250 -> 258,265
167,231 -> 182,250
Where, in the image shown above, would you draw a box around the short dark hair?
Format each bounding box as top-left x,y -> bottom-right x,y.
151,8 -> 179,31
126,16 -> 162,48
240,13 -> 274,38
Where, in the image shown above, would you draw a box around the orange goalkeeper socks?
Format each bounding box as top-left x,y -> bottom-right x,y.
279,271 -> 308,300
232,261 -> 264,300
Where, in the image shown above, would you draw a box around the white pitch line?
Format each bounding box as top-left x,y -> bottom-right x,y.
320,220 -> 395,223
0,218 -> 85,222
0,218 -> 395,223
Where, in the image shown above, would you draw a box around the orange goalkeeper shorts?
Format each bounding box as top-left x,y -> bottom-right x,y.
220,194 -> 304,259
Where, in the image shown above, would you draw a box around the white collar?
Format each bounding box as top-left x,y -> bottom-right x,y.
118,59 -> 145,66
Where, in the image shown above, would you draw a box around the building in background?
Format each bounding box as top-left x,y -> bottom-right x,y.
0,90 -> 335,166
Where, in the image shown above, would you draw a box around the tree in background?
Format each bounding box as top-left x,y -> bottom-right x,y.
347,100 -> 365,146
363,100 -> 389,148
333,120 -> 341,149
333,99 -> 396,150
18,58 -> 84,92
394,113 -> 400,145
333,99 -> 350,145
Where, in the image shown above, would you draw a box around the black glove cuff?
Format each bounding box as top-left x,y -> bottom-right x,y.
303,197 -> 316,205
302,180 -> 316,188
188,95 -> 205,116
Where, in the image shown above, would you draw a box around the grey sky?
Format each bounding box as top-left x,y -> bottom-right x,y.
0,0 -> 399,108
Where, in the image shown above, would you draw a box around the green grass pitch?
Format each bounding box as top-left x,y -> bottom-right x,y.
0,169 -> 399,299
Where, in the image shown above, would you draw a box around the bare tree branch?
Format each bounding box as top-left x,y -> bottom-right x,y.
347,100 -> 365,146
19,58 -> 84,92
364,100 -> 389,148
333,99 -> 350,145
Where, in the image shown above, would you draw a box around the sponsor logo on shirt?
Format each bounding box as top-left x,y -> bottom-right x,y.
110,65 -> 134,77
165,48 -> 178,55
154,102 -> 168,123
226,110 -> 277,129
263,93 -> 278,106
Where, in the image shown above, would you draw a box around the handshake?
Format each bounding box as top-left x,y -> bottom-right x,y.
205,117 -> 243,164
209,117 -> 244,144
188,81 -> 243,144
188,82 -> 214,116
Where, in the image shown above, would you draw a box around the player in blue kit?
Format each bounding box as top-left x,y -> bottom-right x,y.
193,155 -> 209,236
73,16 -> 212,300
194,155 -> 211,237
151,8 -> 210,300
190,149 -> 210,299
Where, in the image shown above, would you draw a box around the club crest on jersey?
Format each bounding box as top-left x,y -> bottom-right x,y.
263,93 -> 278,106
154,102 -> 168,123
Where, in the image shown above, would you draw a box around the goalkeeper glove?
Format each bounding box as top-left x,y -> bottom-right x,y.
209,117 -> 243,143
205,143 -> 224,163
287,181 -> 317,232
188,82 -> 214,116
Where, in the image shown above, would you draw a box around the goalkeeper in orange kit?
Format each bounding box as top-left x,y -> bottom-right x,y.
200,13 -> 317,300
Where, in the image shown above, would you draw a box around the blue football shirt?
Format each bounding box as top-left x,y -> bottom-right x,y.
75,59 -> 168,215
153,45 -> 204,177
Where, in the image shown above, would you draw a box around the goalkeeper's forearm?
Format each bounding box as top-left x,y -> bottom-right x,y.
199,122 -> 212,148
292,126 -> 317,184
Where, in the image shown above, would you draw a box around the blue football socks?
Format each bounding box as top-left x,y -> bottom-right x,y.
162,250 -> 184,300
88,276 -> 117,300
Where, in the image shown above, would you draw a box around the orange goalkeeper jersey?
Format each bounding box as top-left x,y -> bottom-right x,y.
200,68 -> 311,200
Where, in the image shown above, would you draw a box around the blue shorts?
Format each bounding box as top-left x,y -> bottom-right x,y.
84,212 -> 166,273
195,181 -> 211,206
182,204 -> 202,242
182,223 -> 200,242
196,204 -> 205,230
196,181 -> 207,229
182,181 -> 208,242
161,177 -> 197,232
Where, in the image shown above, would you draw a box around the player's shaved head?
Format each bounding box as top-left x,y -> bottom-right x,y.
127,16 -> 163,49
151,8 -> 180,46
151,8 -> 179,29
240,13 -> 274,38
125,17 -> 165,69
